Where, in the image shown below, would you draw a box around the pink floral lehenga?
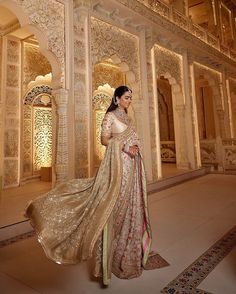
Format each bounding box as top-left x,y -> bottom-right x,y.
25,110 -> 168,285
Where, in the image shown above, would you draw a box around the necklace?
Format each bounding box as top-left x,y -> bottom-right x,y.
113,107 -> 130,125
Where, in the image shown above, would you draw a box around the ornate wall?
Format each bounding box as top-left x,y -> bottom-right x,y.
92,61 -> 125,93
0,0 -> 69,186
193,63 -> 224,137
23,42 -> 51,93
3,38 -> 21,187
73,10 -> 141,178
153,44 -> 190,170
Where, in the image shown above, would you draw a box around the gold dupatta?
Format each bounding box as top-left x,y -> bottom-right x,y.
25,123 -> 135,265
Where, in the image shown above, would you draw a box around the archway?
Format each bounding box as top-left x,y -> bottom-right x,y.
0,4 -> 61,189
157,76 -> 177,178
194,72 -> 222,170
91,56 -> 138,175
0,4 -> 63,229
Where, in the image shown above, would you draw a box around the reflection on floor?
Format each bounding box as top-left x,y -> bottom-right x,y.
0,181 -> 51,228
0,174 -> 235,294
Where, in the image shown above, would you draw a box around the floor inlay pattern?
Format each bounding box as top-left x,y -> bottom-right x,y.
161,226 -> 236,294
0,230 -> 35,248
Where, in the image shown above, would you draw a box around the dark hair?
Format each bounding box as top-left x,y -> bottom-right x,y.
106,85 -> 132,113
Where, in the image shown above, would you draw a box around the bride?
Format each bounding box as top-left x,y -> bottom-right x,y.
25,85 -> 168,285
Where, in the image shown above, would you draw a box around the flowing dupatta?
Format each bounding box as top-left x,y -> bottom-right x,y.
25,122 -> 153,283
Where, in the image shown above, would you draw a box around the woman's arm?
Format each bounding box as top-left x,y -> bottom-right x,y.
101,134 -> 111,146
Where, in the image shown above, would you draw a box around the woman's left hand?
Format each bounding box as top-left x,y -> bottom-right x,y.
128,145 -> 139,157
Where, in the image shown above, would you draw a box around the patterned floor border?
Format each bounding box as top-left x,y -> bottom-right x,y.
161,225 -> 236,294
0,230 -> 35,248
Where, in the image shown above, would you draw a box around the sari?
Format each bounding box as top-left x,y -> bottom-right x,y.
25,111 -> 168,285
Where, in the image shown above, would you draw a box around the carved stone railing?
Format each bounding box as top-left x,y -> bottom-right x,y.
200,140 -> 217,169
138,0 -> 235,61
161,141 -> 176,162
222,139 -> 236,172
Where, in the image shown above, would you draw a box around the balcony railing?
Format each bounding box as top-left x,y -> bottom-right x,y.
138,0 -> 236,62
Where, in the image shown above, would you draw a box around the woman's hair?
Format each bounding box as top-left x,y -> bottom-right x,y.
106,85 -> 132,113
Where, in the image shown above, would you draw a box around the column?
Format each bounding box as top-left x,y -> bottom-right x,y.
182,50 -> 199,169
137,27 -> 153,182
53,88 -> 69,182
74,0 -> 92,178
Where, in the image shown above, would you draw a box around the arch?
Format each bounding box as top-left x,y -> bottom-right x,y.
0,1 -> 62,86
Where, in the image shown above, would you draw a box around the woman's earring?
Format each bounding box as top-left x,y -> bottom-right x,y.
113,96 -> 118,105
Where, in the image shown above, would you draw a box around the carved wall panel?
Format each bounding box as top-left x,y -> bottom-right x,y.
91,17 -> 140,81
193,63 -> 224,137
3,38 -> 21,187
33,107 -> 52,172
3,160 -> 18,187
4,130 -> 18,157
92,92 -> 111,169
74,7 -> 89,178
23,105 -> 32,175
154,45 -> 183,86
13,0 -> 65,80
92,62 -> 124,93
23,42 -> 51,93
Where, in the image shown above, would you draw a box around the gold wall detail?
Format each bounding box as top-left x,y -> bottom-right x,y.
92,92 -> 111,169
33,107 -> 52,172
23,42 -> 52,93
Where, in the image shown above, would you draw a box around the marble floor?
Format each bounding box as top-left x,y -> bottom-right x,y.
0,174 -> 236,294
0,181 -> 52,228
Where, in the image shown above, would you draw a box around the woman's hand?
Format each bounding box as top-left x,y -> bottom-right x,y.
128,145 -> 139,158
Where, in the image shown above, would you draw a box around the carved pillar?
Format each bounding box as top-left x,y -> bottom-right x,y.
174,104 -> 190,169
189,61 -> 202,168
137,28 -> 153,182
221,70 -> 231,138
74,0 -> 92,178
53,88 -> 69,183
182,50 -> 198,169
2,37 -> 21,188
146,32 -> 160,180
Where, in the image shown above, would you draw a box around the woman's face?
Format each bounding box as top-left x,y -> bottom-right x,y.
117,91 -> 132,109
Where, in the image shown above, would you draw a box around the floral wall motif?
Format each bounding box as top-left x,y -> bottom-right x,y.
193,63 -> 225,137
91,17 -> 140,81
3,160 -> 18,187
33,107 -> 52,172
14,0 -> 65,80
74,6 -> 89,178
154,45 -> 183,86
92,62 -> 124,93
23,42 -> 52,93
23,105 -> 32,176
4,130 -> 19,157
92,92 -> 111,168
3,38 -> 21,187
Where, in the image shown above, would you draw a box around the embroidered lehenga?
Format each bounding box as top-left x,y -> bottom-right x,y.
25,109 -> 168,285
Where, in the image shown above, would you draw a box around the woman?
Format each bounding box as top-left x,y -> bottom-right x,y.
25,86 -> 168,285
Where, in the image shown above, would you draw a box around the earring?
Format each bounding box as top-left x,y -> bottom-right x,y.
113,96 -> 118,105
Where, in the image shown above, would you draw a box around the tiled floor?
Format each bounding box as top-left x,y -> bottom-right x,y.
0,174 -> 236,294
